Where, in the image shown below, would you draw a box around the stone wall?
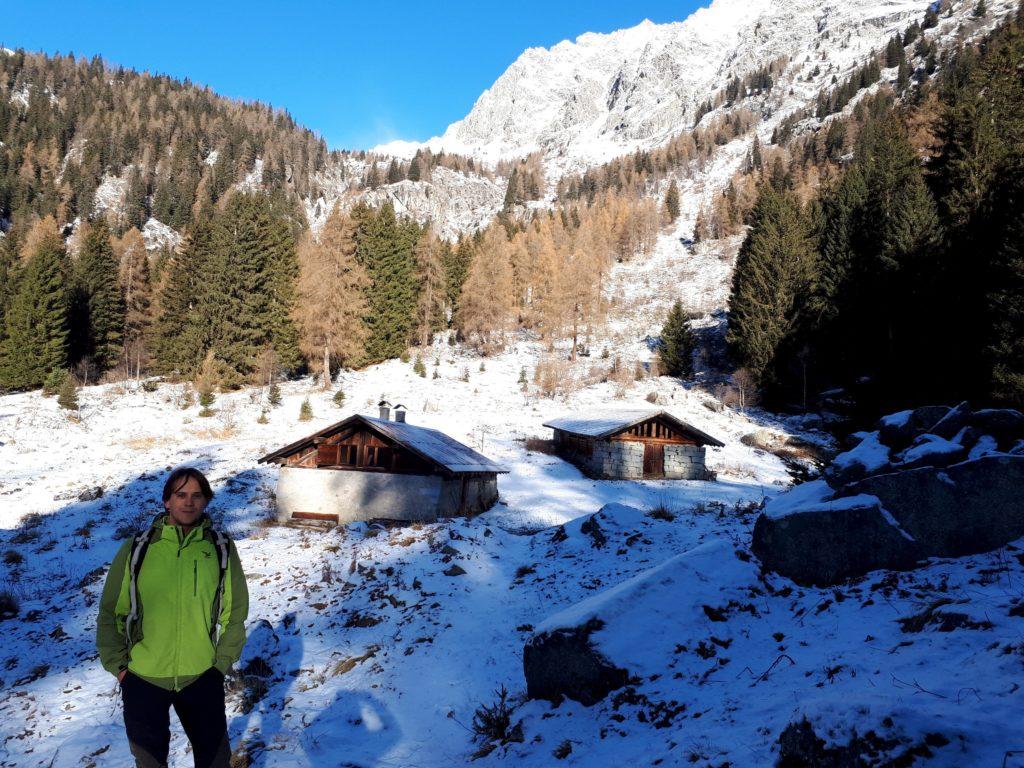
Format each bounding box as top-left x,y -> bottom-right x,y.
590,440 -> 645,479
665,444 -> 708,480
555,431 -> 710,480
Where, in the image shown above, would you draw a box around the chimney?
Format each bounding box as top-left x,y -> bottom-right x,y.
393,404 -> 407,423
378,400 -> 391,421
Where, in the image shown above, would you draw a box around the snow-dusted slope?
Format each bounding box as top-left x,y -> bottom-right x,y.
378,0 -> 928,169
2,345 -> 1023,766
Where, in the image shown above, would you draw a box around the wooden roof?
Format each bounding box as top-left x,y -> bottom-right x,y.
543,409 -> 725,447
258,414 -> 509,475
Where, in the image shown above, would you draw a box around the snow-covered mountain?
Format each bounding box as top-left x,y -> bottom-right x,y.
376,0 -> 928,170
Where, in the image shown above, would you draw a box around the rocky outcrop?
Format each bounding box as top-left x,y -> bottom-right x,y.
751,485 -> 919,587
523,540 -> 756,705
523,619 -> 629,705
846,455 -> 1024,559
754,404 -> 1024,586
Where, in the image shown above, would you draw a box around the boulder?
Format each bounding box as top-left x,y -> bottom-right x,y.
893,433 -> 966,470
77,486 -> 104,502
928,400 -> 971,440
524,540 -> 755,704
751,480 -> 919,587
522,619 -> 629,705
844,455 -> 1024,558
969,408 -> 1024,450
823,431 -> 891,487
878,405 -> 950,450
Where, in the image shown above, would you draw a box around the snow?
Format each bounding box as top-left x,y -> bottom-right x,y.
762,477 -> 879,521
534,538 -> 745,645
831,430 -> 890,475
542,408 -> 662,438
967,435 -> 1000,460
141,218 -> 182,252
5,339 -> 1020,766
880,409 -> 912,428
897,433 -> 964,465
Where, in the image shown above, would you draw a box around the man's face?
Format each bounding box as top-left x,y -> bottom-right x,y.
164,477 -> 208,529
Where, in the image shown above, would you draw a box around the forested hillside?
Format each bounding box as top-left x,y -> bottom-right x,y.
0,50 -> 329,232
726,4 -> 1024,412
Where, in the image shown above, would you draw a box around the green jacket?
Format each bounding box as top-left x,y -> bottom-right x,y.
96,515 -> 249,691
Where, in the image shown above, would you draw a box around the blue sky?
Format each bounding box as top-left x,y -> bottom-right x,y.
3,1 -> 706,150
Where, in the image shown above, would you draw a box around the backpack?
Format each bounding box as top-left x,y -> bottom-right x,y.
123,513 -> 230,645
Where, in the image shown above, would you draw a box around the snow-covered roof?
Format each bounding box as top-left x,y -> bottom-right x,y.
543,409 -> 724,446
258,414 -> 509,475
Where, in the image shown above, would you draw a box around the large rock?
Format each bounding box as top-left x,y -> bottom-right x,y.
969,408 -> 1024,450
877,405 -> 950,450
523,540 -> 756,705
522,619 -> 628,705
751,480 -> 919,587
844,455 -> 1024,558
823,431 -> 891,487
892,433 -> 966,470
928,400 -> 972,440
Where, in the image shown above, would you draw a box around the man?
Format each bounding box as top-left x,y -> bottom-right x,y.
97,467 -> 249,768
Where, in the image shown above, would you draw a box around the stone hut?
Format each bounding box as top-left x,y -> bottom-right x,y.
543,409 -> 724,480
258,403 -> 508,524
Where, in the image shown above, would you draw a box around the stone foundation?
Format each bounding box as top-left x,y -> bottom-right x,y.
276,466 -> 499,523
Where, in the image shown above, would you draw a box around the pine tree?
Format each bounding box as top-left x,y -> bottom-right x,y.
0,235 -> 19,337
503,168 -> 519,211
56,371 -> 79,411
72,220 -> 125,372
726,184 -> 816,389
299,396 -> 313,421
213,193 -> 303,382
153,217 -> 219,376
974,0 -> 987,17
357,204 -> 419,364
408,156 -> 422,182
659,300 -> 697,377
386,159 -> 403,184
0,231 -> 70,390
332,387 -> 345,407
195,349 -> 218,416
445,235 -> 475,318
662,179 -> 681,226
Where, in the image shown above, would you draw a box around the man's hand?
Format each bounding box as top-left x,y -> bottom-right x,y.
117,669 -> 128,683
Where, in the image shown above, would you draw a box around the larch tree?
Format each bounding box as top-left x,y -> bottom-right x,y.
115,227 -> 153,380
455,226 -> 516,349
294,206 -> 370,387
413,226 -> 447,346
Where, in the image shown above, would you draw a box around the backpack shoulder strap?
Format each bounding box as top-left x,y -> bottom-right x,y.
124,516 -> 162,644
207,526 -> 231,643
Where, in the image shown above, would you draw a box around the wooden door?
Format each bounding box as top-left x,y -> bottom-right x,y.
643,443 -> 664,478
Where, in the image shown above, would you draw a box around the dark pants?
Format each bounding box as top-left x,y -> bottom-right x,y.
120,668 -> 231,768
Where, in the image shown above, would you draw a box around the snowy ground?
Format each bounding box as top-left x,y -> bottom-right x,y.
1,342 -> 1022,767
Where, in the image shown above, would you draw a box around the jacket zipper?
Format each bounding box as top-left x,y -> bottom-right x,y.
193,560 -> 198,596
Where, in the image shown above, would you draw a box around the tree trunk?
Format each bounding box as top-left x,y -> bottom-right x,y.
323,343 -> 331,390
